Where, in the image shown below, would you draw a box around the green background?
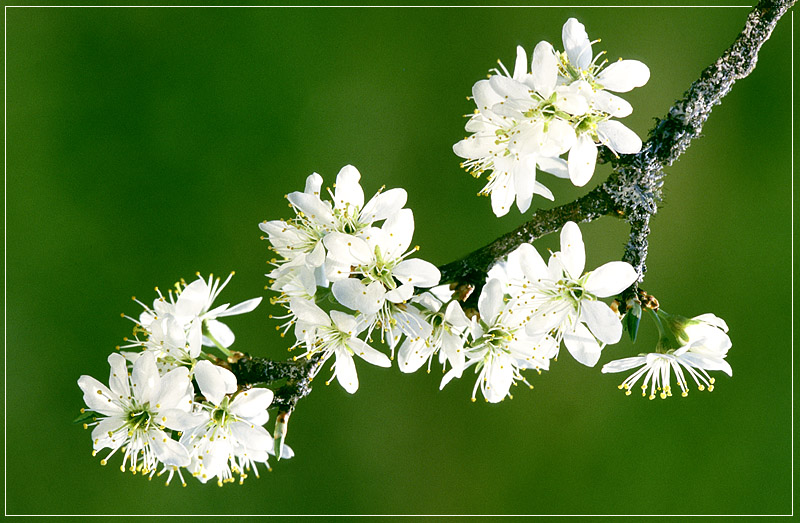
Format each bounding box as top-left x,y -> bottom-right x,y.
5,5 -> 794,516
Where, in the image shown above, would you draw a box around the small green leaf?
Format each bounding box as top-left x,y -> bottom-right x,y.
73,409 -> 96,425
624,301 -> 643,343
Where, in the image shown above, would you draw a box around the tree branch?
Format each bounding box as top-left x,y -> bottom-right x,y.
232,0 -> 794,410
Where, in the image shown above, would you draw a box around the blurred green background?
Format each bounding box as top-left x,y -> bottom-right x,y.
5,5 -> 793,516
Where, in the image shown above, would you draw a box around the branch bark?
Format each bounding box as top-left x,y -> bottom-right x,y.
233,0 -> 794,412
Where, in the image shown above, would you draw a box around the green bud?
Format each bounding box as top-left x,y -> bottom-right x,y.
624,300 -> 642,343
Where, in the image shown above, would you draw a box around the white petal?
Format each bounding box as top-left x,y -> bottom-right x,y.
360,188 -> 407,224
91,416 -> 126,450
601,356 -> 646,373
591,90 -> 632,118
290,297 -> 330,327
194,360 -> 237,406
563,322 -> 603,367
334,348 -> 359,394
488,74 -> 531,100
554,83 -> 590,116
323,232 -> 372,267
581,300 -> 623,345
531,41 -> 557,97
558,221 -> 586,278
393,258 -> 441,288
172,278 -> 208,323
512,45 -> 528,80
385,283 -> 414,303
332,278 -> 386,315
444,300 -> 470,329
330,310 -> 360,336
489,171 -> 515,217
204,319 -> 235,348
156,366 -> 192,410
679,353 -> 733,377
536,156 -> 569,179
230,421 -> 273,451
78,376 -> 124,416
693,313 -> 729,333
131,351 -> 160,404
149,428 -> 191,467
215,297 -> 262,317
597,120 -> 642,155
381,208 -> 415,258
333,164 -> 364,210
160,409 -> 205,431
286,192 -> 336,229
398,338 -> 432,374
453,134 -> 495,160
584,261 -> 638,297
472,79 -> 504,113
304,172 -> 323,195
562,18 -> 592,69
567,133 -> 597,187
597,60 -> 650,93
107,352 -> 130,399
348,338 -> 392,368
441,332 -> 466,376
513,156 -> 537,213
485,357 -> 514,403
478,279 -> 504,322
230,388 -> 274,420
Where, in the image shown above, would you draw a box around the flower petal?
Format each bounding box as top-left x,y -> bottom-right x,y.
591,90 -> 632,118
230,388 -> 274,420
584,261 -> 638,297
581,300 -> 623,345
563,322 -> 603,367
531,41 -> 558,97
286,191 -> 336,229
562,18 -> 592,69
304,172 -> 323,196
601,356 -> 646,373
478,279 -> 504,322
334,348 -> 359,394
558,221 -> 586,279
597,120 -> 642,155
393,258 -> 441,288
567,133 -> 597,187
348,337 -> 392,368
333,164 -> 364,210
78,376 -> 124,416
194,360 -> 237,406
149,428 -> 191,467
360,188 -> 407,224
597,60 -> 650,93
398,338 -> 432,374
332,278 -> 386,315
131,351 -> 160,404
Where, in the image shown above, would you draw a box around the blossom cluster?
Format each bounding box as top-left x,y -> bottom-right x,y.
260,165 -> 443,392
454,17 -> 650,216
78,274 -> 288,486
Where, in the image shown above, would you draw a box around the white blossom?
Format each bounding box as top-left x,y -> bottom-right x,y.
77,352 -> 199,481
441,279 -> 556,403
496,222 -> 637,367
290,300 -> 391,393
454,18 -> 649,214
397,292 -> 471,377
180,361 -> 287,486
602,311 -> 731,398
